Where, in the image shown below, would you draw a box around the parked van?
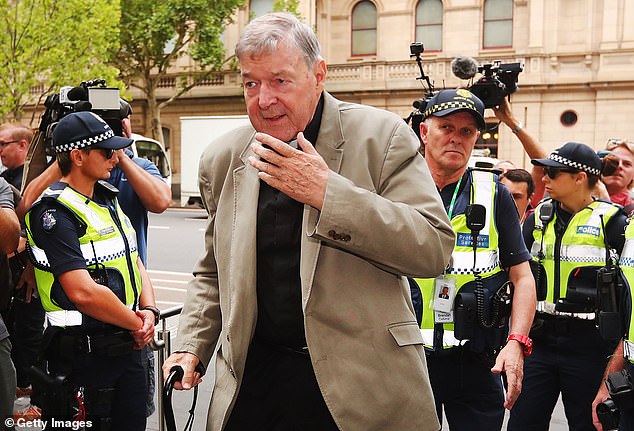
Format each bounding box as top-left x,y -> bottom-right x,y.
130,133 -> 172,187
468,148 -> 499,170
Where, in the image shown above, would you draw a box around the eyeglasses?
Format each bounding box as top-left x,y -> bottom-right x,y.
543,166 -> 579,179
0,140 -> 19,148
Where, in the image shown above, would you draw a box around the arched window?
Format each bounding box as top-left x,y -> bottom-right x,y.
351,1 -> 377,56
415,0 -> 443,51
250,0 -> 274,19
483,0 -> 513,49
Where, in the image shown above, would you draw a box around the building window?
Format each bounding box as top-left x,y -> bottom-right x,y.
250,0 -> 274,19
560,110 -> 578,127
351,1 -> 377,56
415,0 -> 442,52
483,0 -> 513,49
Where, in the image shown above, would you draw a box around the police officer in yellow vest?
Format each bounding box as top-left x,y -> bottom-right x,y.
25,111 -> 158,430
508,142 -> 628,431
415,89 -> 536,430
592,218 -> 634,431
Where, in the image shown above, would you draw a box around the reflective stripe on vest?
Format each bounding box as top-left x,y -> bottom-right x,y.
415,170 -> 502,349
25,184 -> 142,325
621,225 -> 634,363
532,200 -> 619,309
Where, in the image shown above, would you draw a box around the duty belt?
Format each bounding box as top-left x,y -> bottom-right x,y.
58,330 -> 135,357
538,301 -> 596,320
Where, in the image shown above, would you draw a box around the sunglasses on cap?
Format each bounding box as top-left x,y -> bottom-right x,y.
543,166 -> 579,179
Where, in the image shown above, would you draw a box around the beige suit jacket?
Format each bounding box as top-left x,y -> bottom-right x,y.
176,92 -> 454,431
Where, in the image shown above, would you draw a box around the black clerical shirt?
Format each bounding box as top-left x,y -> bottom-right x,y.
254,95 -> 324,349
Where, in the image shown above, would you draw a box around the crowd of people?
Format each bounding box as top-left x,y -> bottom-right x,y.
2,10 -> 634,431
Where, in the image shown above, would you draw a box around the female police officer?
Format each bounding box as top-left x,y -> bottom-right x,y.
508,142 -> 628,431
25,111 -> 157,430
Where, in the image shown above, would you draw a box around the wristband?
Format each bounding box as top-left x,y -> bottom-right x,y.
511,121 -> 523,134
507,333 -> 533,357
141,305 -> 160,326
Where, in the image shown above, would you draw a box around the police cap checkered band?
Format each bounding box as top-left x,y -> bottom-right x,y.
52,111 -> 133,154
531,141 -> 602,176
547,153 -> 601,176
422,89 -> 486,130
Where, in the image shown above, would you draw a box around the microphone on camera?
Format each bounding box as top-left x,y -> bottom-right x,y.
67,86 -> 88,101
451,56 -> 479,80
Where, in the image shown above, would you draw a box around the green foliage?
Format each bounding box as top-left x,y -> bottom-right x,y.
0,0 -> 122,123
273,0 -> 301,18
117,0 -> 245,86
116,0 -> 245,142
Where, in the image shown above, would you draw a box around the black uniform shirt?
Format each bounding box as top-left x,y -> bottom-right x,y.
254,95 -> 324,348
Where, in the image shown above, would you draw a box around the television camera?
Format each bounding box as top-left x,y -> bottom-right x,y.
465,60 -> 524,109
39,79 -> 123,155
405,43 -> 524,139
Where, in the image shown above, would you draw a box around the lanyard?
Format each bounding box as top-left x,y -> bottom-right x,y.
446,176 -> 463,219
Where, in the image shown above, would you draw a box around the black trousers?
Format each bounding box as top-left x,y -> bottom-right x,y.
44,346 -> 146,431
508,317 -> 616,431
426,347 -> 505,431
7,294 -> 45,387
224,340 -> 339,431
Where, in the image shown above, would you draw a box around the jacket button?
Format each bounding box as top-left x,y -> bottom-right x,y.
344,234 -> 351,242
328,230 -> 336,238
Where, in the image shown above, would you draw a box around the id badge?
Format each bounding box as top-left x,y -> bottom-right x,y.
433,275 -> 456,313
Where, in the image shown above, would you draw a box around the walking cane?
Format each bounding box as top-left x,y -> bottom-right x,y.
163,365 -> 201,431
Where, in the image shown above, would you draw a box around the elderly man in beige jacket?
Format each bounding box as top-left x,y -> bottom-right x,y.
163,13 -> 454,431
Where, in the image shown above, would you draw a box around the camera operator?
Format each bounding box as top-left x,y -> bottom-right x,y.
413,88 -> 535,431
492,98 -> 547,208
508,142 -> 628,431
25,112 -> 157,429
601,139 -> 634,214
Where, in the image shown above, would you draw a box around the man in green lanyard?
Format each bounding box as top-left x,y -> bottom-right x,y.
414,89 -> 536,431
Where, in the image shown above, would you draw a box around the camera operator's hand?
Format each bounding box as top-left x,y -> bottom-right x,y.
592,384 -> 610,431
493,97 -> 521,131
163,352 -> 203,390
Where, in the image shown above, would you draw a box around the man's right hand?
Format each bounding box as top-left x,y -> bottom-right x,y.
592,383 -> 610,431
163,352 -> 203,390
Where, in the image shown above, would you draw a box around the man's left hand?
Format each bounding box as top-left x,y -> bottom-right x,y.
491,340 -> 524,410
131,310 -> 155,349
15,261 -> 37,303
248,132 -> 329,210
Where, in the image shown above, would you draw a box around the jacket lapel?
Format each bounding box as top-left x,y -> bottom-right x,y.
228,141 -> 259,334
301,92 -> 344,306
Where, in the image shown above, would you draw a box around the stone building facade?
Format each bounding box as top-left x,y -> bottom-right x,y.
127,0 -> 634,197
